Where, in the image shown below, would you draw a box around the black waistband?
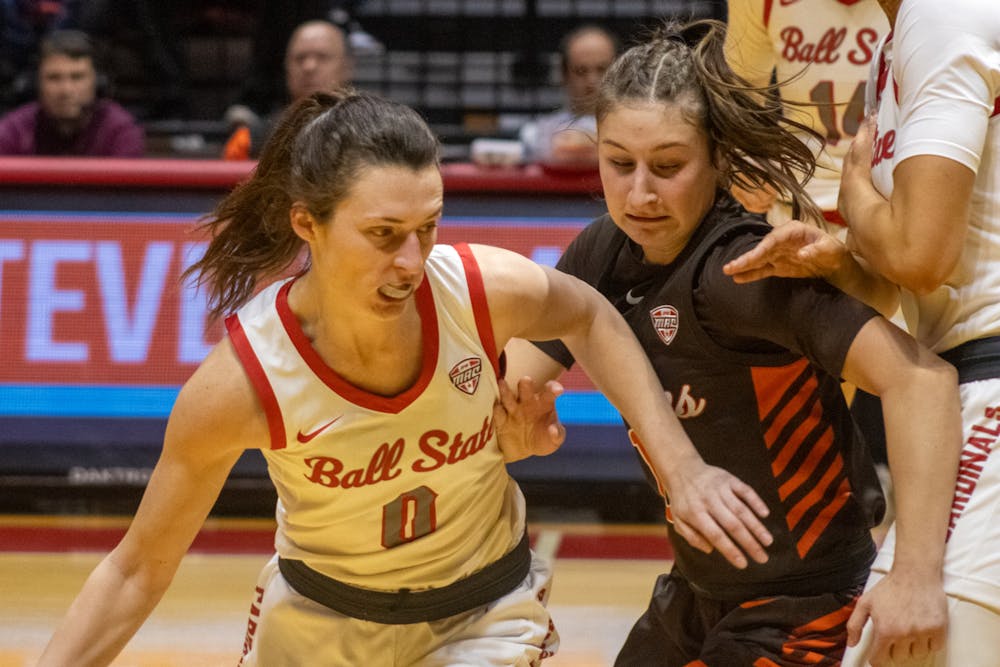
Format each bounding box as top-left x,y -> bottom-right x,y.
940,336 -> 1000,384
278,532 -> 531,624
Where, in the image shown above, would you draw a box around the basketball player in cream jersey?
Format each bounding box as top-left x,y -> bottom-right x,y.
38,91 -> 777,666
725,0 -> 887,234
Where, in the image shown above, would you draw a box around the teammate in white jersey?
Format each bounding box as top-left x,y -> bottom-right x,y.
725,0 -> 887,233
726,0 -> 1000,663
38,90 -> 778,666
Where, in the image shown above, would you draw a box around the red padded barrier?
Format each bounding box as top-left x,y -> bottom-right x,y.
0,157 -> 602,194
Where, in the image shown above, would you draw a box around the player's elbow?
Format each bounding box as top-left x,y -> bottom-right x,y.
882,247 -> 956,296
892,266 -> 950,296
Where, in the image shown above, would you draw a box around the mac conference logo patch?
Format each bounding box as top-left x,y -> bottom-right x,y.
650,305 -> 679,345
449,357 -> 482,394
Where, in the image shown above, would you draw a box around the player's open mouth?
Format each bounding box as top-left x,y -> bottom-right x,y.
378,284 -> 415,300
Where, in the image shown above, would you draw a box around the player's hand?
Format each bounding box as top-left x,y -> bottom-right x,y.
839,115 -> 877,218
723,220 -> 847,284
664,457 -> 772,569
493,376 -> 566,463
846,567 -> 947,666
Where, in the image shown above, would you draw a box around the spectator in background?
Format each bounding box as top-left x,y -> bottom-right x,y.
0,29 -> 144,156
519,24 -> 619,170
222,18 -> 352,160
0,0 -> 82,111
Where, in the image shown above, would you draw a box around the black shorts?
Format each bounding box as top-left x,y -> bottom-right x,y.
615,571 -> 862,667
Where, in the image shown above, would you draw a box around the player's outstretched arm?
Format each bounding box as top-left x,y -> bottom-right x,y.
474,243 -> 774,569
840,317 -> 960,664
722,220 -> 900,317
37,341 -> 254,666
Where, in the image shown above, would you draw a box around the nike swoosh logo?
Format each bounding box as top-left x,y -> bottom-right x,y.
625,289 -> 643,305
296,416 -> 343,443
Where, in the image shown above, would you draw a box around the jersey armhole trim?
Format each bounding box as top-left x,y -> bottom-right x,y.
225,313 -> 287,450
454,242 -> 501,379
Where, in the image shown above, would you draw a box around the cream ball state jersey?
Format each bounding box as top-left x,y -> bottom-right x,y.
725,0 -> 887,218
226,243 -> 525,592
866,0 -> 1000,354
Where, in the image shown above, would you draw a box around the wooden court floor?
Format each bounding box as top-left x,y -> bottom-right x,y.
0,516 -> 672,667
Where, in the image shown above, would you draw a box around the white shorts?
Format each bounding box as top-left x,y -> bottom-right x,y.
238,552 -> 558,666
847,378 -> 1000,664
841,570 -> 1000,666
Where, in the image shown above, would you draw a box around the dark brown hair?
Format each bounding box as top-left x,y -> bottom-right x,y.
596,19 -> 823,222
39,30 -> 95,61
185,89 -> 440,317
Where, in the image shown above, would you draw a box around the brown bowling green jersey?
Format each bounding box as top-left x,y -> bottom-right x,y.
537,195 -> 885,600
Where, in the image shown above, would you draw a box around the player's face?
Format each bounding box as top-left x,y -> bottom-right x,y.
598,101 -> 719,265
38,54 -> 97,122
309,164 -> 442,318
285,24 -> 351,101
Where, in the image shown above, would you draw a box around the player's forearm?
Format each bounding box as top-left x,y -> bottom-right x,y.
880,356 -> 961,574
828,249 -> 901,318
39,553 -> 170,666
561,295 -> 703,479
840,171 -> 902,282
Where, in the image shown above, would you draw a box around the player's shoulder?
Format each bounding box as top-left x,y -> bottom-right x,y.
168,337 -> 266,454
568,213 -> 622,255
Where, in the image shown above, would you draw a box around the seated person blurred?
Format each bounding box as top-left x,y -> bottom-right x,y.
519,24 -> 619,169
0,29 -> 144,156
0,0 -> 83,110
222,19 -> 352,160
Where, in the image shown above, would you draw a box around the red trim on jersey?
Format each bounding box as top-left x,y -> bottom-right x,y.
225,313 -> 287,450
454,242 -> 501,378
875,33 -> 899,109
276,276 -> 440,414
992,97 -> 1000,118
823,210 -> 847,227
763,0 -> 774,29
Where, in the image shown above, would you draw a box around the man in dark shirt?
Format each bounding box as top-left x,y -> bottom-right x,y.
0,29 -> 144,156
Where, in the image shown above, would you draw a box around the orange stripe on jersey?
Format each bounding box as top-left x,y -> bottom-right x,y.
740,596 -> 777,609
797,477 -> 852,558
777,601 -> 854,665
752,360 -> 815,443
684,661 -> 709,667
771,396 -> 825,478
787,456 -> 843,531
754,658 -> 780,667
777,426 -> 834,501
752,361 -> 853,555
628,429 -> 667,498
794,600 -> 854,634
